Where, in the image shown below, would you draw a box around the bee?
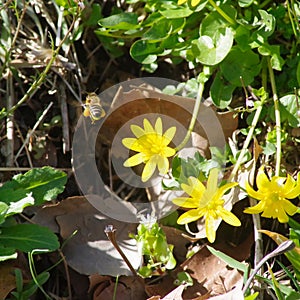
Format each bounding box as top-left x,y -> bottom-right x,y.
83,92 -> 106,124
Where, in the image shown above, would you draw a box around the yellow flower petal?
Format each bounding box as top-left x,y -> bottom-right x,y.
180,178 -> 205,201
214,182 -> 238,201
130,124 -> 145,138
282,174 -> 295,192
143,118 -> 155,133
244,201 -> 266,214
172,197 -> 199,208
281,199 -> 298,215
246,181 -> 264,200
162,146 -> 176,157
178,0 -> 187,5
124,152 -> 145,167
142,156 -> 156,182
206,168 -> 219,196
157,155 -> 169,175
219,208 -> 241,226
155,117 -> 162,135
122,138 -> 137,149
256,167 -> 270,191
163,127 -> 176,144
177,209 -> 202,224
205,215 -> 216,243
285,174 -> 300,199
191,0 -> 201,6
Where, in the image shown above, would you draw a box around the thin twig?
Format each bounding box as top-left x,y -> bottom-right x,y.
15,123 -> 33,168
58,249 -> 72,300
6,72 -> 14,166
58,81 -> 70,153
14,102 -> 54,162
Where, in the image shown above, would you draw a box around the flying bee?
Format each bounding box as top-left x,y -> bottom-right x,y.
83,92 -> 106,124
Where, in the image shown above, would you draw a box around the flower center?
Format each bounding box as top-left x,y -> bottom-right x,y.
139,133 -> 169,157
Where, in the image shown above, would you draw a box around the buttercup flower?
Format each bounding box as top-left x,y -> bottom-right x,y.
122,117 -> 176,182
244,167 -> 300,223
173,168 -> 241,243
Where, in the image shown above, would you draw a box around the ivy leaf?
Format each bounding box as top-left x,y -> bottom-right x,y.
210,71 -> 236,108
258,44 -> 284,71
269,95 -> 300,128
99,12 -> 139,30
144,18 -> 185,42
238,0 -> 254,7
160,7 -> 193,18
130,40 -> 161,63
200,4 -> 236,39
220,47 -> 261,86
191,27 -> 233,65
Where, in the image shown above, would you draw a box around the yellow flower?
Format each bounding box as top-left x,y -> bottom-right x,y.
173,168 -> 241,243
122,117 -> 176,182
244,167 -> 300,223
178,0 -> 202,6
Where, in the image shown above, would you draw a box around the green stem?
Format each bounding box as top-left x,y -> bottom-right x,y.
229,100 -> 264,181
267,58 -> 281,176
175,68 -> 210,152
207,0 -> 236,25
287,0 -> 299,40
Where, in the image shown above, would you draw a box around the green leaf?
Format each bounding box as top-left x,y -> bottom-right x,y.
244,292 -> 259,300
83,3 -> 102,27
207,245 -> 248,274
238,0 -> 254,7
160,7 -> 193,19
220,47 -> 261,86
262,141 -> 276,156
268,94 -> 300,128
130,40 -> 161,63
279,95 -> 300,127
210,71 -> 235,108
269,266 -> 285,300
0,245 -> 17,261
235,25 -> 251,51
144,19 -> 172,42
191,27 -> 233,65
175,272 -> 193,286
200,4 -> 236,39
258,9 -> 275,36
21,272 -> 50,299
258,44 -> 284,71
99,12 -> 138,30
256,274 -> 300,299
0,224 -> 59,253
0,202 -> 8,225
6,193 -> 34,217
0,167 -> 67,205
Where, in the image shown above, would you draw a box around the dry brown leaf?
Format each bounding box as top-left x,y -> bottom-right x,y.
89,274 -> 146,300
181,246 -> 243,297
32,196 -> 141,276
0,263 -> 18,299
145,271 -> 208,300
